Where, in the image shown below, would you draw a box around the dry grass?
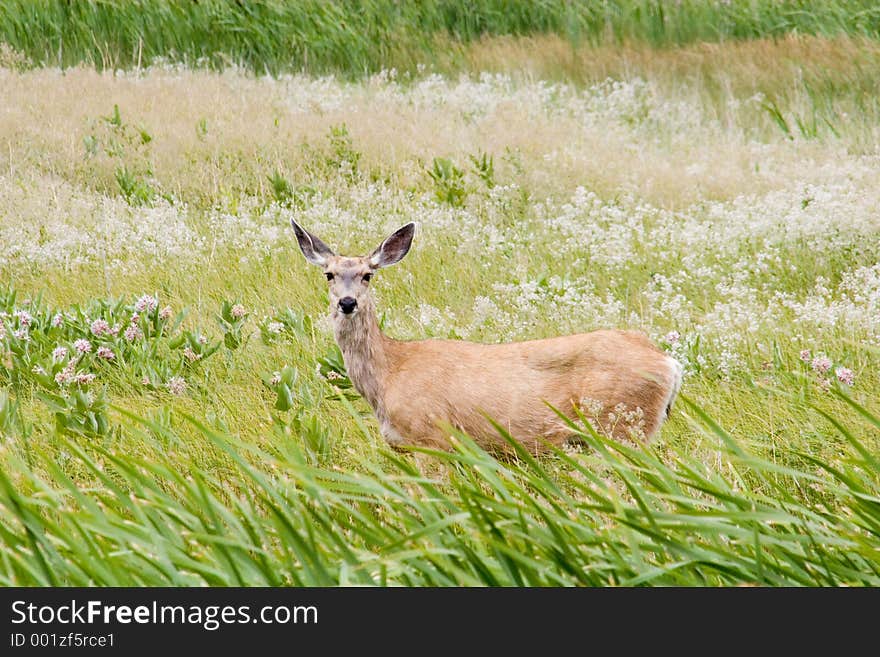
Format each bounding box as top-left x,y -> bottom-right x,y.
456,33 -> 880,89
2,35 -> 879,211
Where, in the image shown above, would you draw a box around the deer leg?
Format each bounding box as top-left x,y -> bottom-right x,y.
380,419 -> 407,447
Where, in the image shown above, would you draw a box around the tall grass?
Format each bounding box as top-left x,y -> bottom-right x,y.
2,1 -> 880,75
0,388 -> 878,586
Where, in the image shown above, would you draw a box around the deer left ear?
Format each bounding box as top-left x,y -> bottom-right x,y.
291,219 -> 335,266
369,223 -> 415,268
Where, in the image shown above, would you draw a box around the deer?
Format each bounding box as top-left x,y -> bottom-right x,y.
291,220 -> 682,455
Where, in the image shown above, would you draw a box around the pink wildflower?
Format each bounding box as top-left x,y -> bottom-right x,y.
74,338 -> 92,353
799,349 -> 811,362
124,325 -> 143,342
91,319 -> 111,336
270,372 -> 282,385
167,376 -> 187,396
835,367 -> 854,386
96,346 -> 115,360
663,330 -> 680,345
135,295 -> 159,313
51,313 -> 64,328
159,306 -> 173,320
811,355 -> 832,374
183,346 -> 201,363
230,304 -> 246,319
74,373 -> 96,385
14,310 -> 33,327
52,346 -> 68,361
13,329 -> 29,341
56,360 -> 77,385
55,359 -> 76,385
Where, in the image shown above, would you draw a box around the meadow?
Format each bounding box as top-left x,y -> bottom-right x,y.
0,22 -> 879,584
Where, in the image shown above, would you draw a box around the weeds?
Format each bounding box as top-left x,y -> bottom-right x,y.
428,157 -> 468,207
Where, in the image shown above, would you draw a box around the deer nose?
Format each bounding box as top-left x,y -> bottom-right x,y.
338,297 -> 357,314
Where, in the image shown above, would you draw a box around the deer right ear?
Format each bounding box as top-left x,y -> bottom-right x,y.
369,223 -> 415,268
291,220 -> 335,266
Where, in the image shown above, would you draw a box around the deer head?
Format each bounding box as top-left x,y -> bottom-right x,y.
291,220 -> 415,320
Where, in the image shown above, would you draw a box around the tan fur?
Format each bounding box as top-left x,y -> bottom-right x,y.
294,223 -> 682,455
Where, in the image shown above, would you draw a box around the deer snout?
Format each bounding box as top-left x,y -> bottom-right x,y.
338,297 -> 357,314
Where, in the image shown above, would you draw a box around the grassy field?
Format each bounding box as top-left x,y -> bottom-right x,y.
0,23 -> 879,584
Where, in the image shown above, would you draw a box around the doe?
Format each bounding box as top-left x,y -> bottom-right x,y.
292,220 -> 682,454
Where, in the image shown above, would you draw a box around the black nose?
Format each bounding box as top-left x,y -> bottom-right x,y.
338,297 -> 357,314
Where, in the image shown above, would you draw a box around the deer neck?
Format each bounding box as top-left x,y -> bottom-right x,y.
332,295 -> 390,420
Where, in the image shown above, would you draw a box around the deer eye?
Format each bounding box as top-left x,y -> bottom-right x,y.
362,273 -> 372,283
325,273 -> 334,281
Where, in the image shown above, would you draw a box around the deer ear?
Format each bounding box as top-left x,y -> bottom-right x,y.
369,223 -> 415,268
291,220 -> 334,266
